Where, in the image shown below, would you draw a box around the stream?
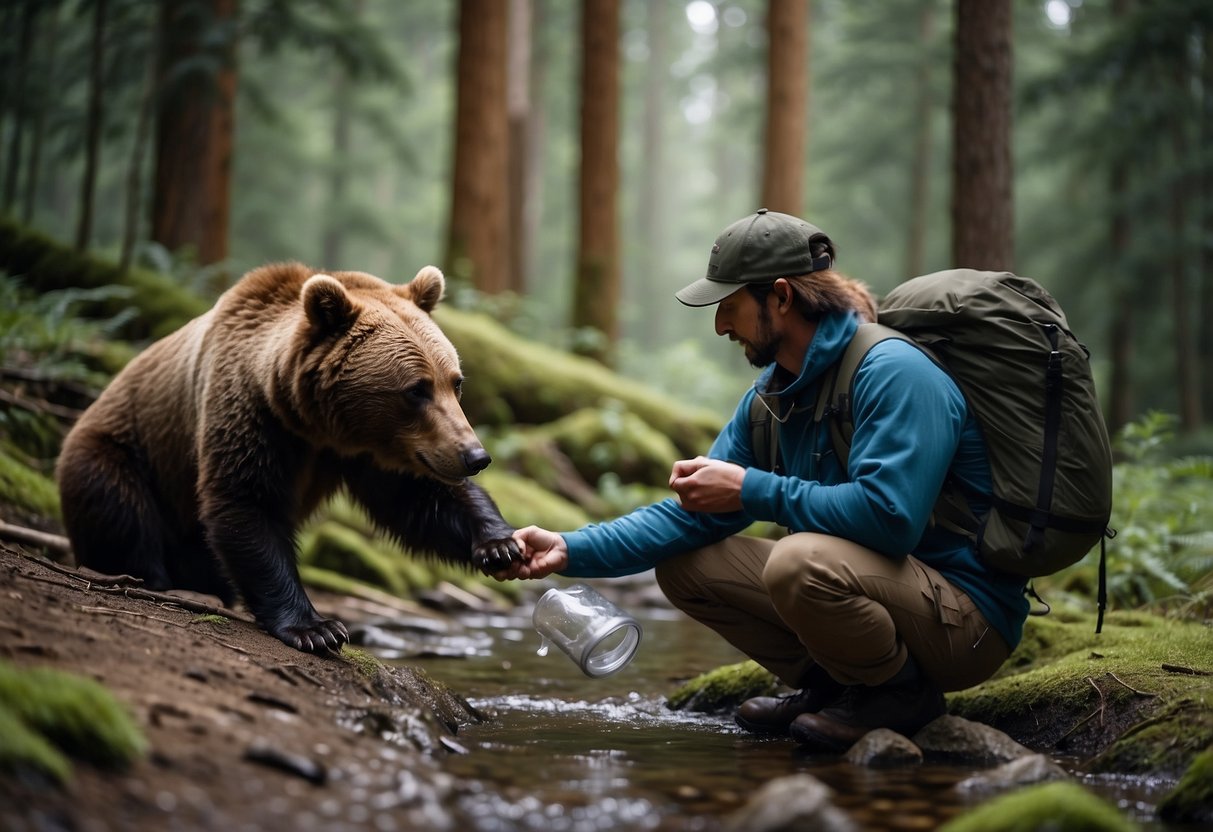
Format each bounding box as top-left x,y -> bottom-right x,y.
361,582 -> 1178,832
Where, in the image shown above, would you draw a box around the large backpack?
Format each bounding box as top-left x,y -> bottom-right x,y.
750,269 -> 1115,629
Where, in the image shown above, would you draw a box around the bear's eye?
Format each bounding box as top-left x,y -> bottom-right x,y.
453,377 -> 464,400
404,381 -> 433,406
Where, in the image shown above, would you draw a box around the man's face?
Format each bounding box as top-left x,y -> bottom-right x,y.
715,287 -> 781,369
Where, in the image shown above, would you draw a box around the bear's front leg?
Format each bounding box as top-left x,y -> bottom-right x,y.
345,464 -> 520,573
198,440 -> 348,653
202,498 -> 349,652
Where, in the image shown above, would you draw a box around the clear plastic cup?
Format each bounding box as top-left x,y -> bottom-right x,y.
532,583 -> 642,677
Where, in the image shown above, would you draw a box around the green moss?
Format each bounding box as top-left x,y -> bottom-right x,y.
950,614 -> 1213,725
341,646 -> 383,679
1158,744 -> 1213,823
0,446 -> 60,519
0,216 -> 208,339
475,468 -> 590,532
532,407 -> 680,487
0,660 -> 146,771
435,306 -> 721,458
299,564 -> 393,599
301,521 -> 407,595
1089,694 -> 1213,777
939,782 -> 1138,832
666,660 -> 782,714
190,614 -> 230,627
0,704 -> 72,783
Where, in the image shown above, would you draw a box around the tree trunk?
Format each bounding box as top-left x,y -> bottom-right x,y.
21,0 -> 59,225
634,0 -> 668,347
951,0 -> 1013,270
75,0 -> 108,252
1107,160 -> 1134,433
1106,0 -> 1133,434
761,0 -> 808,216
151,0 -> 237,270
523,0 -> 549,292
120,40 -> 158,274
1202,26 -> 1213,422
571,0 -> 620,365
446,0 -> 510,293
322,68 -> 352,270
903,0 -> 935,279
2,0 -> 35,215
1170,55 -> 1201,432
506,0 -> 532,294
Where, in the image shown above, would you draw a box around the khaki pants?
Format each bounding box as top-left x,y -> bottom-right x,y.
655,532 -> 1011,692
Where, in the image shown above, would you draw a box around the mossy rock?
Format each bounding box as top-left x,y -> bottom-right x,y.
300,522 -> 408,596
476,468 -> 591,532
0,445 -> 60,522
1089,694 -> 1213,779
1157,743 -> 1213,824
0,660 -> 146,774
948,614 -> 1213,763
435,306 -> 721,458
938,781 -> 1138,832
666,660 -> 782,714
532,407 -> 680,488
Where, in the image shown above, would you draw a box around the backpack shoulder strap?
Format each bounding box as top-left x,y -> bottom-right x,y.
748,393 -> 781,473
817,323 -> 914,471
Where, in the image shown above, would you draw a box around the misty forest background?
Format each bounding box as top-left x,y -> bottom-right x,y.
0,0 -> 1210,620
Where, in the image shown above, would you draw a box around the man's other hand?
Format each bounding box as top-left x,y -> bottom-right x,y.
669,456 -> 746,513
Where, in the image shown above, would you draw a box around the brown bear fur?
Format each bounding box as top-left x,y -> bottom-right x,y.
56,262 -> 519,652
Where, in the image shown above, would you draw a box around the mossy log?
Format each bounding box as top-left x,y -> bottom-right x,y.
0,216 -> 208,340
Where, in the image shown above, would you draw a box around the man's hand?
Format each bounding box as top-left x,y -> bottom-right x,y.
491,526 -> 570,581
669,456 -> 746,513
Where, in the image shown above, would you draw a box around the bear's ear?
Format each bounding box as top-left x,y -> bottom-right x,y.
400,265 -> 445,314
302,275 -> 359,332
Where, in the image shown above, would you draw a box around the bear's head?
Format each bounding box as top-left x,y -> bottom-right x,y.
295,265 -> 491,483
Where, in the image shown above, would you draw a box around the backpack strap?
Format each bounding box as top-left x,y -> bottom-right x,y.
748,394 -> 782,474
817,323 -> 915,469
819,323 -> 983,541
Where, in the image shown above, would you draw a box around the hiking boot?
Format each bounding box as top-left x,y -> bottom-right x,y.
788,656 -> 946,752
735,676 -> 845,735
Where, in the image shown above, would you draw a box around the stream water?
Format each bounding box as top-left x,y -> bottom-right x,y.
366,587 -> 1178,832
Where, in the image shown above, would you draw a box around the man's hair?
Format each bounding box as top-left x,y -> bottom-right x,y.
745,233 -> 878,323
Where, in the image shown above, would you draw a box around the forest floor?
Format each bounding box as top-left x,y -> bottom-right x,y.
0,541 -> 484,832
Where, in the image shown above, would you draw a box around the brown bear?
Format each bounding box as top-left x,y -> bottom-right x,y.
56,262 -> 519,653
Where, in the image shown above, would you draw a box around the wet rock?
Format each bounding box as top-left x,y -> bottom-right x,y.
953,753 -> 1070,794
913,715 -> 1033,764
666,660 -> 781,714
1158,745 -> 1213,824
844,728 -> 923,767
937,781 -> 1136,832
724,773 -> 856,832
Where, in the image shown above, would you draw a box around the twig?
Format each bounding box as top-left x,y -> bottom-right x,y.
1162,663 -> 1213,677
0,387 -> 83,422
1087,676 -> 1106,727
0,521 -> 73,558
78,602 -> 250,654
1105,672 -> 1157,697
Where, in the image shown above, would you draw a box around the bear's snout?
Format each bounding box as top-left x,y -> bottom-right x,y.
461,447 -> 492,476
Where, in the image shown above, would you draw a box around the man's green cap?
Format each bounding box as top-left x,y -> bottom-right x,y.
675,209 -> 832,307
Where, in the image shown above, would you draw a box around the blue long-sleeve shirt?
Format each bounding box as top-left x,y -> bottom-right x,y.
561,311 -> 1029,650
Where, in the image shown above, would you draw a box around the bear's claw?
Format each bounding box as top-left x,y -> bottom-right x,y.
271,617 -> 350,654
473,536 -> 521,573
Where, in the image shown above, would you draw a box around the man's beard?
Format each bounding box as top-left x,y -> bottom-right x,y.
744,303 -> 781,368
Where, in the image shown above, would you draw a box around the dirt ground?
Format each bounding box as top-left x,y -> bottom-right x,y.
0,542 -> 483,832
